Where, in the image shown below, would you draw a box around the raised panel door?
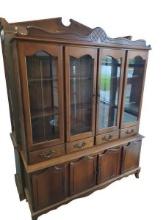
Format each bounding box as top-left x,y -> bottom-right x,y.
98,147 -> 121,184
70,155 -> 97,195
121,140 -> 142,173
32,164 -> 68,211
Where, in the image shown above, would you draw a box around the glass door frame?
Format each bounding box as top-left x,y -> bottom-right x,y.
65,46 -> 97,142
120,50 -> 148,129
96,48 -> 125,135
18,41 -> 64,150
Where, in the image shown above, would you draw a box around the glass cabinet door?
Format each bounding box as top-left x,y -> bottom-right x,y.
121,51 -> 148,128
96,49 -> 125,134
18,42 -> 64,149
65,47 -> 97,142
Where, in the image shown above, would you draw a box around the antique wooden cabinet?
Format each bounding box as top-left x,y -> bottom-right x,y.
0,17 -> 151,220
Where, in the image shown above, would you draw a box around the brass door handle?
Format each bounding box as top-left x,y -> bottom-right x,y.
40,149 -> 56,159
126,129 -> 134,134
53,165 -> 65,171
102,134 -> 112,141
73,142 -> 86,148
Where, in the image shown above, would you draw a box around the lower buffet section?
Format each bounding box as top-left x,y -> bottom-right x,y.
18,135 -> 142,220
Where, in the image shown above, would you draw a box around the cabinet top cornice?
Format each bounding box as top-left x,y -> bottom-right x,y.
0,17 -> 151,49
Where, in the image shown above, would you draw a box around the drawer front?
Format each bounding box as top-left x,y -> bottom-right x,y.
121,140 -> 142,173
29,144 -> 65,164
66,137 -> 94,153
120,126 -> 138,138
96,130 -> 119,145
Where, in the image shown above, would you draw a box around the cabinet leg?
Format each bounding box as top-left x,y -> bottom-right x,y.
135,169 -> 140,179
32,216 -> 38,220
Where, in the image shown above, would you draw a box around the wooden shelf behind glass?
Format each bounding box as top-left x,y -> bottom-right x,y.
31,107 -> 59,119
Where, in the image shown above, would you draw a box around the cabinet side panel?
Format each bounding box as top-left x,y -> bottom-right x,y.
12,40 -> 28,159
0,34 -> 28,159
14,149 -> 25,201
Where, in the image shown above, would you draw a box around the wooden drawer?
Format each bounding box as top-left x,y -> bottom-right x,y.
66,137 -> 94,153
29,144 -> 65,164
120,126 -> 138,138
96,130 -> 119,145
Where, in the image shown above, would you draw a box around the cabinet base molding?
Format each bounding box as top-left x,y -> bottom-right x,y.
29,167 -> 140,220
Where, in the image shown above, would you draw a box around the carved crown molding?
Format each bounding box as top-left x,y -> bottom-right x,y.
0,17 -> 151,49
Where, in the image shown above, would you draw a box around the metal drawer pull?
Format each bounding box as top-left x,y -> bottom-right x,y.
53,166 -> 65,171
40,149 -> 56,159
126,129 -> 134,134
74,142 -> 86,148
102,134 -> 112,141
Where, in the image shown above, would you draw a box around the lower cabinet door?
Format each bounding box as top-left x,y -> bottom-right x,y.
32,164 -> 68,211
70,155 -> 97,195
98,147 -> 121,184
122,140 -> 142,173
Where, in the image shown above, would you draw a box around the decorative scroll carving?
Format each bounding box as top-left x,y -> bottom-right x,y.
0,17 -> 28,37
88,27 -> 107,42
0,17 -> 151,49
14,25 -> 28,35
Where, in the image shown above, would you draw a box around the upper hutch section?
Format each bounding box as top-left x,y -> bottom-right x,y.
0,17 -> 151,49
0,17 -> 151,163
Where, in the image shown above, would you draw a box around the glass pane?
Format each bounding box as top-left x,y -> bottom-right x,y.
98,56 -> 121,129
70,55 -> 93,135
123,56 -> 145,123
26,51 -> 59,143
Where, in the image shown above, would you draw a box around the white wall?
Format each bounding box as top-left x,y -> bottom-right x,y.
0,1 -> 165,220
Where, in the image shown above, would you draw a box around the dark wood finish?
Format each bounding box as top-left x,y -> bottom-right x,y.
121,140 -> 142,173
70,155 -> 97,195
0,17 -> 151,49
21,135 -> 143,174
0,17 -> 150,220
15,174 -> 25,201
32,164 -> 68,211
98,147 -> 122,184
66,137 -> 94,153
31,167 -> 140,220
29,144 -> 65,164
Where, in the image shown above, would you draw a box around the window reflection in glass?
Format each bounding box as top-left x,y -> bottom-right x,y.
98,56 -> 121,129
123,56 -> 145,123
70,55 -> 93,135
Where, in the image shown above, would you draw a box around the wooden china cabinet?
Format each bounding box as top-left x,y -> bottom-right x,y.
0,17 -> 150,220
